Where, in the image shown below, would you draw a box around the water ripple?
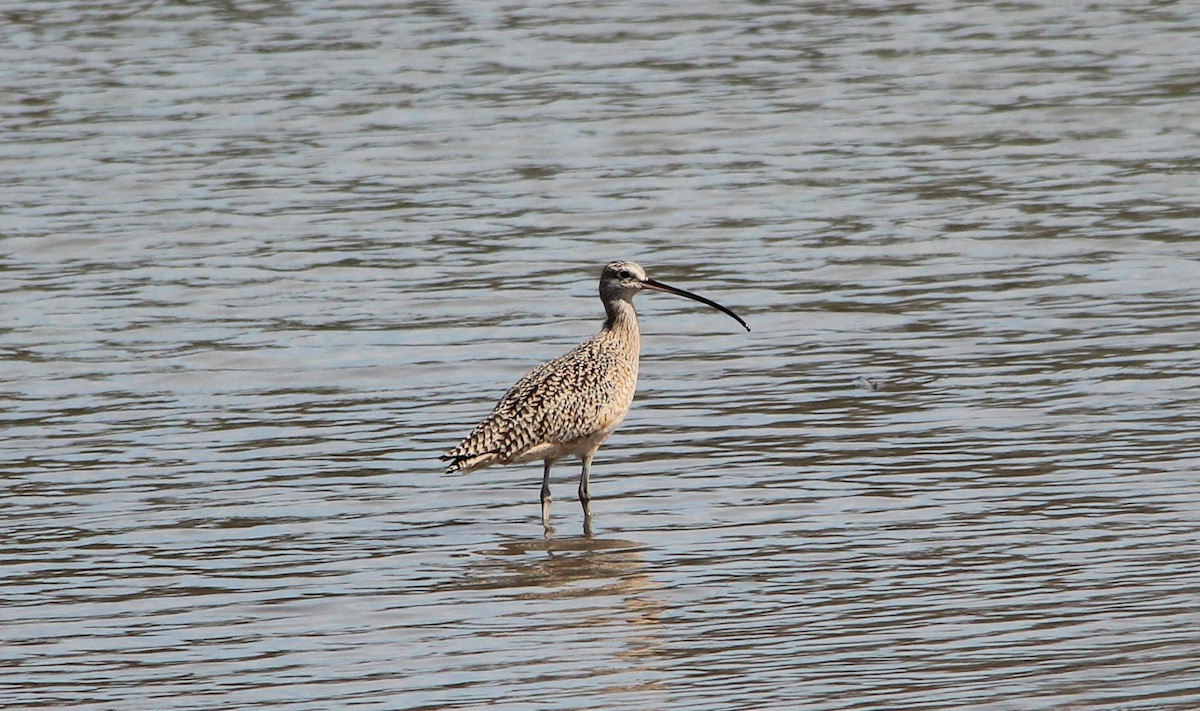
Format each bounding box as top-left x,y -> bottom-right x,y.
4,1 -> 1200,709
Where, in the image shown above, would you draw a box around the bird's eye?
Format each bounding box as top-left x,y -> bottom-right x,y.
618,270 -> 632,279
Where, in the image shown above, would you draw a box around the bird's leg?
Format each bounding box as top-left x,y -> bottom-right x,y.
578,454 -> 593,520
540,460 -> 553,529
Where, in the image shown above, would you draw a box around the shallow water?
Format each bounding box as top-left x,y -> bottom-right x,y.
4,1 -> 1200,709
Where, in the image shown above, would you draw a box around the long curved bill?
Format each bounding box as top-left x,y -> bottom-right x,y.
641,277 -> 750,332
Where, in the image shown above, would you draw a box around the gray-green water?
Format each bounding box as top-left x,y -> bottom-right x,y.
4,1 -> 1200,709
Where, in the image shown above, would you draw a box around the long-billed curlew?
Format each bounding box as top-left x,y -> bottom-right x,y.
440,260 -> 749,531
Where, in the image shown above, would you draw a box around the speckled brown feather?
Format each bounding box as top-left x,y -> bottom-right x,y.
440,316 -> 639,474
440,260 -> 747,494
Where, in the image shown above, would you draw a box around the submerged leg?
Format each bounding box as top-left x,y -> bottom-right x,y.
578,454 -> 593,520
540,460 -> 553,529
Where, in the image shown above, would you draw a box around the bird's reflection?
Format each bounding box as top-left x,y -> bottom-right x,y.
477,533 -> 651,593
464,530 -> 668,674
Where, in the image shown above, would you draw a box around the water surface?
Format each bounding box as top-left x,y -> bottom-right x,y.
3,1 -> 1200,709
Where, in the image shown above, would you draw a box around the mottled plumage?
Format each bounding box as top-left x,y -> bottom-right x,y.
441,260 -> 748,531
441,326 -> 638,474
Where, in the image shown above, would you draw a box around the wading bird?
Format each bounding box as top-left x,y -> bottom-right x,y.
440,260 -> 748,531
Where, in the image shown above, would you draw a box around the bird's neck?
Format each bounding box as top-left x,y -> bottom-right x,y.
602,298 -> 639,339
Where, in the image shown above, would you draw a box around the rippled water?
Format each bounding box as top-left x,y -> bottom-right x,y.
4,1 -> 1200,709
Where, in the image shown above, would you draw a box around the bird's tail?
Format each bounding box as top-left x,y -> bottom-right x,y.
439,450 -> 503,474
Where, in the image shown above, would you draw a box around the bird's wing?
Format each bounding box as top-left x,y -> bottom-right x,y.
441,341 -> 626,471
